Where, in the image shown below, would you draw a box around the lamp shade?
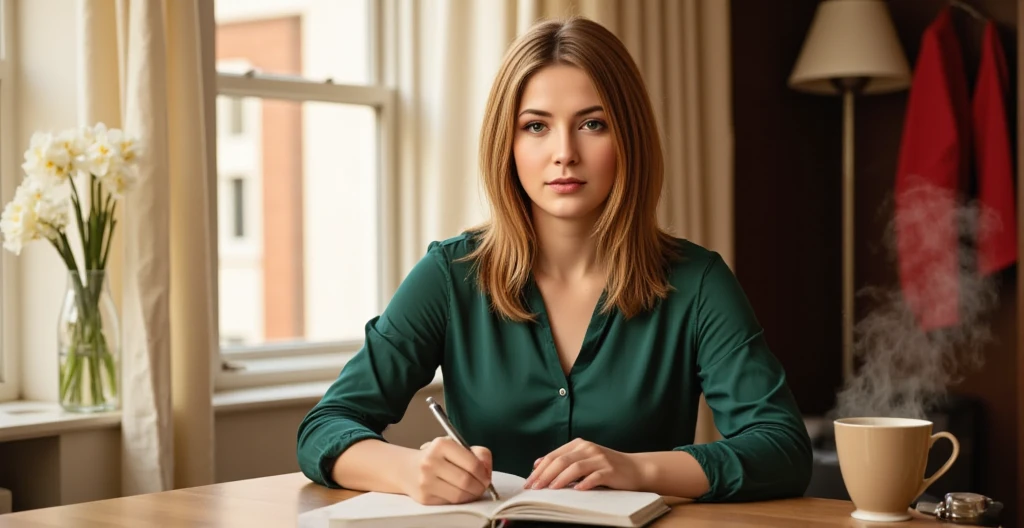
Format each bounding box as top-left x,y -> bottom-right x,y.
789,0 -> 911,95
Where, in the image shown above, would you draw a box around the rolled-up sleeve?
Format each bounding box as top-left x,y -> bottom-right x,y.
296,242 -> 450,487
675,253 -> 812,502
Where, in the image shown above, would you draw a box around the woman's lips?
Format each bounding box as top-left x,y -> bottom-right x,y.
547,179 -> 585,194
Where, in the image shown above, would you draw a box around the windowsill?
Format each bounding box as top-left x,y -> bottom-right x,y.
214,350 -> 357,392
213,368 -> 444,414
0,370 -> 446,437
213,380 -> 335,414
0,401 -> 121,443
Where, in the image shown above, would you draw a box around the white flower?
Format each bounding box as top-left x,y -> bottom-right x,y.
21,131 -> 75,189
81,123 -> 120,179
92,125 -> 142,198
34,187 -> 69,239
65,127 -> 95,175
0,178 -> 68,255
76,124 -> 97,148
104,168 -> 138,197
109,126 -> 141,164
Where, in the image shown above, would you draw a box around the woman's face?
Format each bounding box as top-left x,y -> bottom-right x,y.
513,65 -> 616,224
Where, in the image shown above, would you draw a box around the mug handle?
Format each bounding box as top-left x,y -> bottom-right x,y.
917,431 -> 960,497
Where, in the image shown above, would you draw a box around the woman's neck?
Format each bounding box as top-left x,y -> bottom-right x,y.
532,209 -> 604,282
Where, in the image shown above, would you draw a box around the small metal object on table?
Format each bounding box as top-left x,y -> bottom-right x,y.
915,492 -> 1003,526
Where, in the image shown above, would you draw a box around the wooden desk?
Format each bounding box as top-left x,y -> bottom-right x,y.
0,472 -> 940,527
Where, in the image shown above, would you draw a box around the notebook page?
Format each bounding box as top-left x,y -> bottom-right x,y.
301,471 -> 530,525
490,471 -> 530,502
496,487 -> 663,518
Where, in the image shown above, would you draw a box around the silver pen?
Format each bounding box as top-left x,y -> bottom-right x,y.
425,396 -> 501,500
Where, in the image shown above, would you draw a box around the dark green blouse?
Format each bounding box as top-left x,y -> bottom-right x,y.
296,233 -> 812,502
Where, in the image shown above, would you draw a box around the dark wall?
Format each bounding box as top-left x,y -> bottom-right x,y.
732,0 -> 844,417
732,0 -> 1019,520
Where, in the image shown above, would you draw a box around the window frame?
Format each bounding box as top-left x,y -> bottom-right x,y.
211,1 -> 398,391
0,0 -> 20,402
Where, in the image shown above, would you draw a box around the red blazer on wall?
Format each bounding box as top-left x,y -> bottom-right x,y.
973,21 -> 1017,276
895,8 -> 1016,331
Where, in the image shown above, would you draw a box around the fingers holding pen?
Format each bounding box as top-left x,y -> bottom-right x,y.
404,437 -> 493,505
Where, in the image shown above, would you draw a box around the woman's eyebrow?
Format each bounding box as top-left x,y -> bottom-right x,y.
517,105 -> 604,118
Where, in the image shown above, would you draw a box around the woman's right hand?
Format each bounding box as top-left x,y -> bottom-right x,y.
400,436 -> 493,505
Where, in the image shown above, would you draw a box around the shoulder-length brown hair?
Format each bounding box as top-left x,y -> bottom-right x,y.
463,16 -> 679,322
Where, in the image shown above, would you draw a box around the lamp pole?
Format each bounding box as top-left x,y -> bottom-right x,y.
832,77 -> 868,384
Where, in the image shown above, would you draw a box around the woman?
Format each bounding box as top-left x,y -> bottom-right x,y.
297,16 -> 811,505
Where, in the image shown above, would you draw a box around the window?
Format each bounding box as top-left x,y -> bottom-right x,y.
231,177 -> 245,238
228,97 -> 245,135
0,0 -> 17,402
213,0 -> 395,389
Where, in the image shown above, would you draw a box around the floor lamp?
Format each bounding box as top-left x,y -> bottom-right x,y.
788,0 -> 911,383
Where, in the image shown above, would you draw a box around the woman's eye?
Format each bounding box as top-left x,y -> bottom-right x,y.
582,119 -> 606,131
524,122 -> 546,133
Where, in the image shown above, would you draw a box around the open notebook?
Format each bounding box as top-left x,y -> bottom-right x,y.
298,471 -> 671,528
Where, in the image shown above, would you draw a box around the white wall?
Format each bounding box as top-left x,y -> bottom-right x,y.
215,384 -> 444,483
15,0 -> 79,402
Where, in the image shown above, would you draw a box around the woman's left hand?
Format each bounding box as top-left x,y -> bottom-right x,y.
523,438 -> 647,491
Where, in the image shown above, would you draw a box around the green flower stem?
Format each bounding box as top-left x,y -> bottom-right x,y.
49,173 -> 119,410
59,341 -> 79,400
59,312 -> 116,408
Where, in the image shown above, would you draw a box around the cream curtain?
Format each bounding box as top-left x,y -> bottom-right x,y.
78,0 -> 217,494
389,0 -> 731,443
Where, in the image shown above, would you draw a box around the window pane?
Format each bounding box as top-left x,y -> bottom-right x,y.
215,0 -> 371,85
231,177 -> 245,238
229,97 -> 245,135
216,95 -> 379,348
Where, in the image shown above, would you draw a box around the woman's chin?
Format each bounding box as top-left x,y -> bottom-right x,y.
533,202 -> 605,223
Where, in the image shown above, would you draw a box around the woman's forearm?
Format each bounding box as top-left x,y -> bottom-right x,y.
331,439 -> 417,493
334,441 -> 710,498
630,451 -> 710,498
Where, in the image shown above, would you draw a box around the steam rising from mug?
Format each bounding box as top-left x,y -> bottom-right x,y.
834,183 -> 1002,419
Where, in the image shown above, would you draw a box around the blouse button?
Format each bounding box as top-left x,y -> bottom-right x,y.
558,388 -> 567,397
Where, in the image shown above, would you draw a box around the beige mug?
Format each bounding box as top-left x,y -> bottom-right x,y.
834,417 -> 959,522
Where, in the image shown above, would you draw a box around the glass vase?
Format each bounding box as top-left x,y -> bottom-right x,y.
57,270 -> 120,412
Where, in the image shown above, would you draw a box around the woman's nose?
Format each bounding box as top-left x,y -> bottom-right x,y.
554,133 -> 579,166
